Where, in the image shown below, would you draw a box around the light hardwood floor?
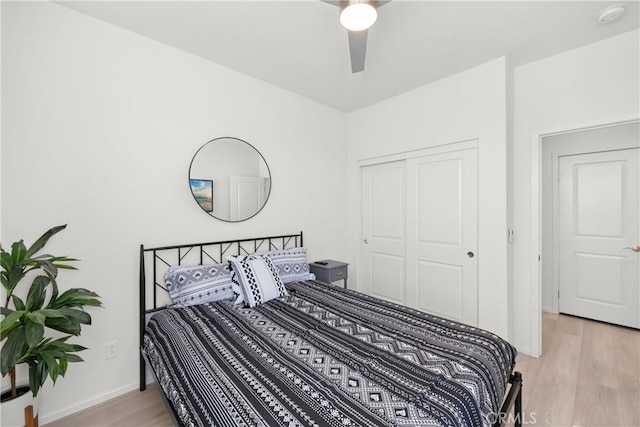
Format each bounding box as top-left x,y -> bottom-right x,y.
45,313 -> 640,427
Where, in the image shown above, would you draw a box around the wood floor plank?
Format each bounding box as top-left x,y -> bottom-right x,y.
572,383 -> 623,426
578,319 -> 620,389
513,353 -> 540,411
553,313 -> 584,337
613,325 -> 640,391
44,384 -> 173,427
535,332 -> 582,385
619,387 -> 640,427
525,379 -> 578,426
612,321 -> 640,426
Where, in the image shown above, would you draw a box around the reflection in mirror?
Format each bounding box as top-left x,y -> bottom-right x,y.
189,137 -> 271,222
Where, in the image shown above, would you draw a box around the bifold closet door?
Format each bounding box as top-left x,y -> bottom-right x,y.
405,148 -> 478,325
361,161 -> 406,305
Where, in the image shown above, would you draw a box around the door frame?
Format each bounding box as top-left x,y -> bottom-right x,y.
357,138 -> 478,293
531,115 -> 639,357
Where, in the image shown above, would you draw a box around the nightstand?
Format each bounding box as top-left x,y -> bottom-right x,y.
309,260 -> 349,289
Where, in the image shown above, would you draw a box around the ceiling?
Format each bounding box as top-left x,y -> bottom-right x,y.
58,1 -> 639,112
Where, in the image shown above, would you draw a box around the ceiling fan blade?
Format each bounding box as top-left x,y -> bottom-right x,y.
348,29 -> 368,73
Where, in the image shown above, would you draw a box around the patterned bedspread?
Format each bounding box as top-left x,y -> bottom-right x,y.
144,280 -> 516,427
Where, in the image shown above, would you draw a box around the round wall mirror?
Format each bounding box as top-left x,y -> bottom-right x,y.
189,137 -> 271,222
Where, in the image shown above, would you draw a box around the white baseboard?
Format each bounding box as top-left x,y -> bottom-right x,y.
515,345 -> 538,358
39,382 -> 139,425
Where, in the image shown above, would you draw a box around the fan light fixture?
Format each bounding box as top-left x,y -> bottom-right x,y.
340,1 -> 377,31
596,4 -> 626,24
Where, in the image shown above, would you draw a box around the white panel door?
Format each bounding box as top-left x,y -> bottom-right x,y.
362,161 -> 406,304
559,148 -> 640,328
405,148 -> 478,324
230,176 -> 264,221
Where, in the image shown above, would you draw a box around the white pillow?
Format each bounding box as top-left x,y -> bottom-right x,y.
227,254 -> 288,308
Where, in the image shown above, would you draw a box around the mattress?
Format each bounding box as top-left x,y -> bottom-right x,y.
144,280 -> 516,427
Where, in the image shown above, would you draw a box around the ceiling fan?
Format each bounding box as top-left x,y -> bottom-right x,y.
322,0 -> 391,73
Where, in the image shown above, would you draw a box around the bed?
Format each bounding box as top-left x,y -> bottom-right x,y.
139,233 -> 522,427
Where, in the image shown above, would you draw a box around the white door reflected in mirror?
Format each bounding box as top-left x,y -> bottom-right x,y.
189,137 -> 271,222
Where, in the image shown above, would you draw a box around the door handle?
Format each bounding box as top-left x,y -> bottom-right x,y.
623,246 -> 640,253
364,239 -> 368,245
467,251 -> 475,258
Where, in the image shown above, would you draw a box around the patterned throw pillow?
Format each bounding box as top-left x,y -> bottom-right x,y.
257,247 -> 315,284
165,263 -> 234,307
227,254 -> 288,308
230,269 -> 247,306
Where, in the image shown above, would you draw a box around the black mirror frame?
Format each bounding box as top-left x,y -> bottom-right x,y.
188,136 -> 272,222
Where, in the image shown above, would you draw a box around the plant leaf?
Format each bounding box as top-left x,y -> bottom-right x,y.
1,324 -> 25,376
59,354 -> 68,376
26,311 -> 46,325
39,259 -> 59,281
0,307 -> 15,316
5,268 -> 26,294
51,256 -> 78,271
25,319 -> 44,348
33,309 -> 65,319
1,310 -> 25,335
28,362 -> 40,397
0,251 -> 14,281
43,317 -> 81,335
12,295 -> 26,311
0,271 -> 9,290
65,354 -> 84,363
41,352 -> 59,383
48,288 -> 102,309
10,240 -> 27,264
26,276 -> 49,311
24,225 -> 67,258
28,359 -> 48,397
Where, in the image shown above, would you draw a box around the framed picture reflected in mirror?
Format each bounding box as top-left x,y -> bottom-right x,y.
189,179 -> 213,212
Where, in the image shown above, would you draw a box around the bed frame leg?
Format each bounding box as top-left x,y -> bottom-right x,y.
514,371 -> 523,427
140,354 -> 146,391
493,371 -> 523,427
139,244 -> 147,392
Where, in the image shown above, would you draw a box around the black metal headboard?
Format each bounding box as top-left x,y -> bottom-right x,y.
138,232 -> 303,390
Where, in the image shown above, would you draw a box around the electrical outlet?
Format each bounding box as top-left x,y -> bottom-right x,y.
105,341 -> 118,359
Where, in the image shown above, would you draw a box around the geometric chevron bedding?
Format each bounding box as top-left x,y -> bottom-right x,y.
144,280 -> 517,427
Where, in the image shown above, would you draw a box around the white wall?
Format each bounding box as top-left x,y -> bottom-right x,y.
1,2 -> 347,423
512,30 -> 640,355
346,58 -> 511,339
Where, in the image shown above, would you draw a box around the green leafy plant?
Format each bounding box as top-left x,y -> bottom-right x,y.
1,225 -> 102,400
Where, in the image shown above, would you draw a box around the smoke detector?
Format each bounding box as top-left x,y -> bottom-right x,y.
597,4 -> 626,24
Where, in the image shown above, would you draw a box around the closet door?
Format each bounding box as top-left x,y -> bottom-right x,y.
361,161 -> 406,304
405,148 -> 478,324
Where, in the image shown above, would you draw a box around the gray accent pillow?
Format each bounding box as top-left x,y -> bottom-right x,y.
257,247 -> 315,284
165,263 -> 234,307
